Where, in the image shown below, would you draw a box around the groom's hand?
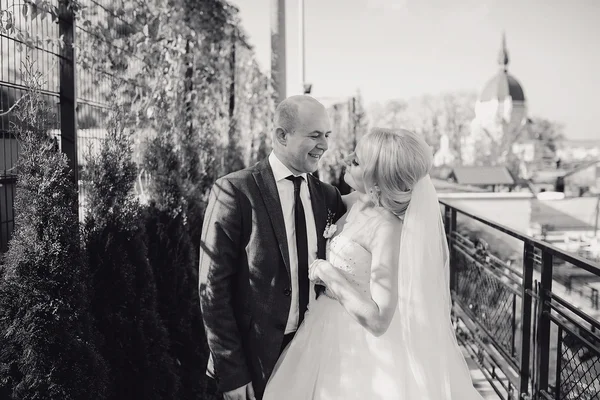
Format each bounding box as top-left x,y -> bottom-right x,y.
223,382 -> 256,400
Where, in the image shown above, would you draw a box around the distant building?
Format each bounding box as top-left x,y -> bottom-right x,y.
560,160 -> 600,195
433,134 -> 456,167
528,196 -> 599,245
432,177 -> 487,193
467,33 -> 528,164
448,166 -> 516,192
529,160 -> 600,196
512,137 -> 556,167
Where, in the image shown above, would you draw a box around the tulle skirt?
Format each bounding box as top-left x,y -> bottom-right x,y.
263,294 -> 410,400
263,294 -> 484,400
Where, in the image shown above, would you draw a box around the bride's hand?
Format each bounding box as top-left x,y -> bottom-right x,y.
309,259 -> 330,285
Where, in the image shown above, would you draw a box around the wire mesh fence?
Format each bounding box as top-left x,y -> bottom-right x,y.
1,0 -> 64,252
0,0 -> 274,253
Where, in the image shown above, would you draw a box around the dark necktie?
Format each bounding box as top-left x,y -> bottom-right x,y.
286,175 -> 309,325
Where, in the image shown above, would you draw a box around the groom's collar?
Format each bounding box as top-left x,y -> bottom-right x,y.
268,151 -> 307,182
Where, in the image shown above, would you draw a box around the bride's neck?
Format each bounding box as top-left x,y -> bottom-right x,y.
355,192 -> 373,211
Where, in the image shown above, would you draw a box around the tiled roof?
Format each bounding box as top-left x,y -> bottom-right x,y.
450,166 -> 515,186
530,199 -> 595,231
431,178 -> 488,193
530,160 -> 600,183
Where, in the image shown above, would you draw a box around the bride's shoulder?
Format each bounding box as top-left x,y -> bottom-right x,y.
374,207 -> 403,228
364,208 -> 403,242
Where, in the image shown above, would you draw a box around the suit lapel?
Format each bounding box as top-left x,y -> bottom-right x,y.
253,159 -> 291,279
308,174 -> 327,259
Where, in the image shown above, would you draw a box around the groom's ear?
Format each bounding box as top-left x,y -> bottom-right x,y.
275,127 -> 287,146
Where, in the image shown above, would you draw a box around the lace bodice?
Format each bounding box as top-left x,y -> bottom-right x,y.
325,235 -> 372,296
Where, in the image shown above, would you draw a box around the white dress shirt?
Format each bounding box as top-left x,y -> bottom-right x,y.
268,152 -> 318,334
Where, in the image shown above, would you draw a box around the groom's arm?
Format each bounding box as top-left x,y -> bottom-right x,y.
199,177 -> 251,393
334,186 -> 347,221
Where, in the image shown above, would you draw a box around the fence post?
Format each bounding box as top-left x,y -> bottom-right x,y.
228,28 -> 236,161
58,0 -> 78,186
519,243 -> 535,399
535,251 -> 554,396
555,326 -> 563,400
444,205 -> 457,292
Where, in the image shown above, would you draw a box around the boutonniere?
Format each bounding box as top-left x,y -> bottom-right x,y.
323,209 -> 337,239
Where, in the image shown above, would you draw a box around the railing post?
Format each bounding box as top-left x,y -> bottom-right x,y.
535,251 -> 554,397
519,243 -> 535,399
555,326 -> 562,400
59,0 -> 78,186
512,293 -> 518,358
444,205 -> 457,292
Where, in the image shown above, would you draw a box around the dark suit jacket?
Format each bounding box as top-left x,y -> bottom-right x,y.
198,158 -> 346,397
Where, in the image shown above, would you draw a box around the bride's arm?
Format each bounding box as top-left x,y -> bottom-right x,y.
341,190 -> 360,210
310,219 -> 401,337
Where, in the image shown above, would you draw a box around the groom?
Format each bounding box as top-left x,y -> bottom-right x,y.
199,95 -> 346,400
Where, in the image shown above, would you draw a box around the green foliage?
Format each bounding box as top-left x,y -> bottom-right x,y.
2,0 -> 275,248
143,206 -> 207,400
318,93 -> 368,193
370,91 -> 477,164
0,0 -> 80,50
228,52 -> 275,171
1,0 -> 274,175
0,60 -> 109,400
82,112 -> 179,400
140,87 -> 216,252
140,125 -> 209,400
74,0 -> 276,243
1,1 -> 273,398
526,116 -> 565,153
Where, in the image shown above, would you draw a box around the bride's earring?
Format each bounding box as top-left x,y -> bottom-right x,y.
368,185 -> 381,206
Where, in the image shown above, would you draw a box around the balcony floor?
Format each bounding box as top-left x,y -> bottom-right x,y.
463,346 -> 501,399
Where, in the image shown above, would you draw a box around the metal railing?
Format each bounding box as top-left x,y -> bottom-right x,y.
442,200 -> 600,400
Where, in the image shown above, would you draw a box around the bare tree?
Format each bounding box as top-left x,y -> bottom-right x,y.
370,91 -> 477,163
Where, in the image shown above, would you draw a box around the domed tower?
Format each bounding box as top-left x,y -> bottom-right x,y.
470,33 -> 528,162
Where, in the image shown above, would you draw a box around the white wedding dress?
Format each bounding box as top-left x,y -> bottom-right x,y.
263,231 -> 484,400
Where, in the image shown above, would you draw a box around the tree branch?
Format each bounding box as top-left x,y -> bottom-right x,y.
0,94 -> 29,117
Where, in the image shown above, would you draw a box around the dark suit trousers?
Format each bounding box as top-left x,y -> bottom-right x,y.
204,377 -> 223,400
204,332 -> 297,399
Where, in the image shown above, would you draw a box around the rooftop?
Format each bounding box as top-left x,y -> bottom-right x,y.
449,166 -> 515,186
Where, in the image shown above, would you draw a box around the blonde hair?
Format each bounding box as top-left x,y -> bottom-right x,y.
356,127 -> 433,217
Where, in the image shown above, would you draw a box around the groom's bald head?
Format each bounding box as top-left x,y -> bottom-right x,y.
273,95 -> 327,134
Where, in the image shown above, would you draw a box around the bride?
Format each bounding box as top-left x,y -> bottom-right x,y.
263,127 -> 484,399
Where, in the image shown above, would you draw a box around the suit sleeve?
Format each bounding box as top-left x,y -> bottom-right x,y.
198,177 -> 250,392
333,186 -> 347,222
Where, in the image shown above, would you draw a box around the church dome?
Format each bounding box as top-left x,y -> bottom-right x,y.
471,33 -> 528,152
479,71 -> 525,102
478,34 -> 526,102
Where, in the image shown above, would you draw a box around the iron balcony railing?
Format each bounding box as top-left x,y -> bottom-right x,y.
442,200 -> 600,400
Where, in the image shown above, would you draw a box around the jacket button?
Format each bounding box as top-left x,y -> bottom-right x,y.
283,288 -> 291,296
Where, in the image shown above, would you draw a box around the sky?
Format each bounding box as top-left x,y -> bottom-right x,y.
228,0 -> 600,140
